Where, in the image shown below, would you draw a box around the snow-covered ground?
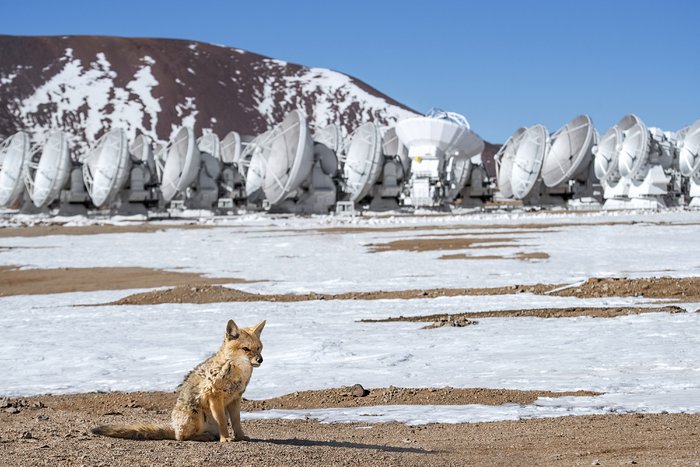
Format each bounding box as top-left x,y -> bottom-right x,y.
1,209 -> 699,424
1,209 -> 700,294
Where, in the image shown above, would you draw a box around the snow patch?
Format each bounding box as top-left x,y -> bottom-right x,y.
13,51 -> 161,151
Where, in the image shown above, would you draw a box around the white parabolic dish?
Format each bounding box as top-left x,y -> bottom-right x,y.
395,116 -> 484,160
221,131 -> 241,165
343,122 -> 383,202
314,124 -> 343,154
593,126 -> 622,181
160,127 -> 201,203
82,128 -> 131,208
617,114 -> 649,179
0,131 -> 31,207
243,130 -> 272,198
510,124 -> 548,199
263,110 -> 314,205
198,133 -> 221,160
541,115 -> 596,187
678,120 -> 700,177
495,128 -> 527,198
25,131 -> 72,208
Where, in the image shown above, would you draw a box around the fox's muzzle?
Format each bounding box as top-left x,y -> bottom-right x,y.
251,354 -> 263,367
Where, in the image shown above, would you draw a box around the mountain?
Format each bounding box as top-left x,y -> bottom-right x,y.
0,34 -> 419,152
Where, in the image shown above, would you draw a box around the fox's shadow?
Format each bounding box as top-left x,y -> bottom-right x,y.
249,437 -> 434,454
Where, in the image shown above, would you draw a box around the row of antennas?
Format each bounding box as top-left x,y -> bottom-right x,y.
2,111 -> 699,214
494,114 -> 700,209
0,109 -> 491,214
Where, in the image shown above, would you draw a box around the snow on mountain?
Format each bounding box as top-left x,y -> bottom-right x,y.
0,35 -> 418,153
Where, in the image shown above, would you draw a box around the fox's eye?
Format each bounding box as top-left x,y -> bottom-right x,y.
242,347 -> 250,352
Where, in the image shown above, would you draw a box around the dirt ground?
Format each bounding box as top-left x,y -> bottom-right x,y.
361,305 -> 688,325
0,266 -> 252,297
366,237 -> 519,253
438,251 -> 550,261
0,222 -> 213,238
0,391 -> 697,466
101,276 -> 700,306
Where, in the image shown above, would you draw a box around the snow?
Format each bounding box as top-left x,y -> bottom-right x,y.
1,210 -> 700,424
15,49 -> 162,152
1,210 -> 699,294
254,61 -> 417,131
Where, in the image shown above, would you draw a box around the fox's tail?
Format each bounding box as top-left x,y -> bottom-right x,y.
91,423 -> 175,440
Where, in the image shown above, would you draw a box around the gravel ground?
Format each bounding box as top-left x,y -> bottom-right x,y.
0,392 -> 698,466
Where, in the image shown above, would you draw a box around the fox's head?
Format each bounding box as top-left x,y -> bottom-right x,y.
223,319 -> 266,368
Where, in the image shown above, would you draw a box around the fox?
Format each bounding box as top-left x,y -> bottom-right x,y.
92,319 -> 266,442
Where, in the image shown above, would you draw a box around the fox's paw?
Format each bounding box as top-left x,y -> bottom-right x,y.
234,433 -> 250,442
219,436 -> 234,443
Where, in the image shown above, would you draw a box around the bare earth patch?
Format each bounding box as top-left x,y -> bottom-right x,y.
102,283 -> 558,306
0,392 -> 697,466
439,251 -> 550,261
366,237 -> 518,253
0,223 -> 214,238
102,276 -> 700,306
1,387 -> 602,414
361,305 -> 687,325
550,276 -> 700,301
0,266 -> 254,297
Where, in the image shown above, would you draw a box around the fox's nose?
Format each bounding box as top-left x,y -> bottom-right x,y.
256,355 -> 263,364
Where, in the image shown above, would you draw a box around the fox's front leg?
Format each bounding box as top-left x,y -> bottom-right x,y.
208,397 -> 232,442
227,398 -> 248,441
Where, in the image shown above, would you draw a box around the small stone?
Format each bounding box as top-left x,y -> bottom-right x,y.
591,461 -> 600,466
37,414 -> 49,421
21,431 -> 33,439
5,407 -> 20,414
351,384 -> 368,397
31,401 -> 45,409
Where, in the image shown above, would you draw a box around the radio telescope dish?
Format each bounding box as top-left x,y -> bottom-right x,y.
198,132 -> 221,160
495,128 -> 526,198
263,110 -> 314,205
130,134 -> 156,176
221,131 -> 242,165
445,156 -> 472,200
510,124 -> 548,199
381,126 -> 400,156
343,122 -> 384,202
242,130 -> 272,199
160,127 -> 201,203
679,120 -> 700,177
617,114 -> 650,179
395,116 -> 484,159
0,131 -> 31,207
25,131 -> 72,208
314,124 -> 343,154
542,115 -> 596,187
82,128 -> 131,208
593,126 -> 623,181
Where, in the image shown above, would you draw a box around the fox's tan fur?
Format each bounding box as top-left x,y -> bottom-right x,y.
92,319 -> 265,442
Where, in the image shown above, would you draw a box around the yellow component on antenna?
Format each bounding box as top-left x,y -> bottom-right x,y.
414,156 -> 422,163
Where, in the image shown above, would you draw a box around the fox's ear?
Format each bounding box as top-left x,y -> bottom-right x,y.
252,320 -> 266,337
226,320 -> 240,340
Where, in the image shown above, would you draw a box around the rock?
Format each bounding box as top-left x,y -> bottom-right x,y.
351,384 -> 369,397
5,407 -> 20,414
31,401 -> 45,409
37,414 -> 49,421
21,431 -> 32,439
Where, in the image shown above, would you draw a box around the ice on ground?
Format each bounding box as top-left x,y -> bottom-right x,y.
1,210 -> 700,294
0,291 -> 698,426
1,210 -> 700,424
242,388 -> 700,425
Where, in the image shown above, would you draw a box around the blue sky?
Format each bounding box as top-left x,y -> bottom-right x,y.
3,0 -> 699,142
